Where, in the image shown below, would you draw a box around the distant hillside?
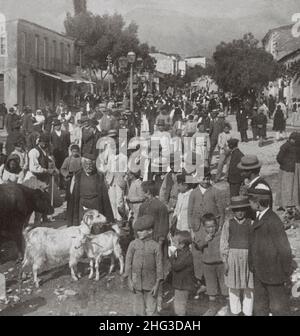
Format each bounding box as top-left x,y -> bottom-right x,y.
1,0 -> 297,56
123,7 -> 290,57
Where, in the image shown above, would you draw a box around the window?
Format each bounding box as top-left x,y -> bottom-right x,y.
52,40 -> 57,67
67,44 -> 71,65
43,37 -> 48,68
0,35 -> 6,56
21,32 -> 26,60
60,42 -> 64,68
35,35 -> 40,65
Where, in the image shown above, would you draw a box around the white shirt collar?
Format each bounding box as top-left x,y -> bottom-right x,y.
257,207 -> 270,220
248,175 -> 260,187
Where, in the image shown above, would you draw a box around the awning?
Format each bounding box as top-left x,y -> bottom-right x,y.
34,69 -> 95,85
34,69 -> 62,81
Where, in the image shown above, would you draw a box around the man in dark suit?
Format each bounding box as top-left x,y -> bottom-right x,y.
248,190 -> 292,316
50,119 -> 71,189
236,106 -> 248,142
209,110 -> 226,163
67,152 -> 114,227
238,155 -> 273,208
227,138 -> 244,197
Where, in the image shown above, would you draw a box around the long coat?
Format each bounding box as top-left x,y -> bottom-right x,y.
249,209 -> 292,285
81,128 -> 101,157
50,130 -> 71,169
67,169 -> 114,227
236,109 -> 248,132
227,148 -> 244,184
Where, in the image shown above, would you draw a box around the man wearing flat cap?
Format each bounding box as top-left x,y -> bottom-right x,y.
67,151 -> 114,227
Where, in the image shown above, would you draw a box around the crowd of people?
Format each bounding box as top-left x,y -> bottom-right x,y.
0,87 -> 300,316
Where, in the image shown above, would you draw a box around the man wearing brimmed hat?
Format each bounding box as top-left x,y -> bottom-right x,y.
226,138 -> 244,197
238,155 -> 273,210
248,189 -> 292,316
67,151 -> 113,227
236,106 -> 248,143
81,118 -> 101,158
50,119 -> 71,189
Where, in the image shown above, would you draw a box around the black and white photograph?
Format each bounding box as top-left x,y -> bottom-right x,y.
0,0 -> 300,318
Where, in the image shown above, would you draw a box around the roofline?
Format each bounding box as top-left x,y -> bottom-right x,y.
15,18 -> 75,41
262,24 -> 293,43
278,47 -> 300,62
185,56 -> 205,59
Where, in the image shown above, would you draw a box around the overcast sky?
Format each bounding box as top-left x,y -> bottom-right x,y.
1,0 -> 300,55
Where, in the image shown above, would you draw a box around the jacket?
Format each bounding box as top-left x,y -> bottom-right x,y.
195,227 -> 223,264
188,185 -> 225,232
248,209 -> 292,284
276,141 -> 297,173
227,148 -> 244,184
171,247 -> 195,291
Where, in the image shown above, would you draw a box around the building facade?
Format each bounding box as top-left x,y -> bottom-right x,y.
150,52 -> 186,77
0,15 -> 90,110
262,25 -> 300,101
185,56 -> 206,69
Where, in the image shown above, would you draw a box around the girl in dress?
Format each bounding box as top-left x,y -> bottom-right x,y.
220,196 -> 254,316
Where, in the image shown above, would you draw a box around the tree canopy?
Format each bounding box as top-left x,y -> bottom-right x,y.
285,59 -> 300,81
212,33 -> 283,96
183,64 -> 215,84
64,11 -> 156,72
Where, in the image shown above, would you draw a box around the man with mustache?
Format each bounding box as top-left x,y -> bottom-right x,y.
66,152 -> 113,227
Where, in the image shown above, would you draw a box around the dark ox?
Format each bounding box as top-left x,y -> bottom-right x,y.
0,184 -> 54,257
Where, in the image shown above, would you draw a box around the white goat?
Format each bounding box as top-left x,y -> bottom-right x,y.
84,224 -> 125,281
22,210 -> 107,287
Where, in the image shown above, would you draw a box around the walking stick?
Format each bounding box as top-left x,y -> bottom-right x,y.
51,175 -> 54,208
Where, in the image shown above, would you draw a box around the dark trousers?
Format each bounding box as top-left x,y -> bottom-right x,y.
253,276 -> 290,316
229,183 -> 241,198
240,130 -> 248,142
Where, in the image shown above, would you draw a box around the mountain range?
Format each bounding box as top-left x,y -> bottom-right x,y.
1,0 -> 299,56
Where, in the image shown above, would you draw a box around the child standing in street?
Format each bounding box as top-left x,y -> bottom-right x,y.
125,215 -> 163,316
220,196 -> 254,316
170,231 -> 195,316
194,213 -> 228,316
256,109 -> 268,147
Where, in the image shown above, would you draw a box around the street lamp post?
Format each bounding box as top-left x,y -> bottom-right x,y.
127,51 -> 136,113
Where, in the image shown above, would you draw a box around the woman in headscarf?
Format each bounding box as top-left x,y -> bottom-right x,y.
0,154 -> 24,184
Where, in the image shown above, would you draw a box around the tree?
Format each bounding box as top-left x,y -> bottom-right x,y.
212,33 -> 283,97
64,11 -> 156,73
73,0 -> 87,16
285,59 -> 300,81
183,64 -> 215,84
